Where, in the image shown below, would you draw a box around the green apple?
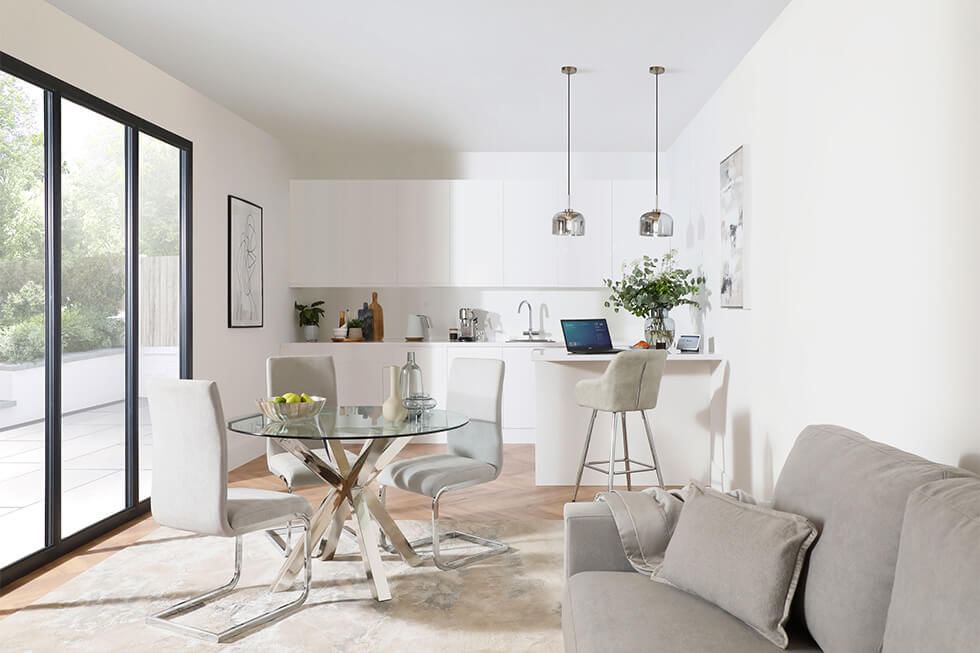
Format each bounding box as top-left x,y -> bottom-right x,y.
283,392 -> 301,404
300,393 -> 312,403
271,395 -> 286,404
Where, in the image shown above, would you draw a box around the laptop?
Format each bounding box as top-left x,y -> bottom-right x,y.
560,319 -> 623,355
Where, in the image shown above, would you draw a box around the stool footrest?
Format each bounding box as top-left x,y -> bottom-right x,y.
584,458 -> 656,476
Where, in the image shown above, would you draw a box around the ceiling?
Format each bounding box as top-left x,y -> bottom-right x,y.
48,0 -> 790,156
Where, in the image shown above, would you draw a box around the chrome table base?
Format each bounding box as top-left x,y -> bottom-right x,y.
270,436 -> 423,601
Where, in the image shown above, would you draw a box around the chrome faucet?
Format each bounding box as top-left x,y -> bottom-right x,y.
518,300 -> 537,338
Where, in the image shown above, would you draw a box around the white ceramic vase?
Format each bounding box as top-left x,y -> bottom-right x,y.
382,365 -> 408,422
302,325 -> 319,342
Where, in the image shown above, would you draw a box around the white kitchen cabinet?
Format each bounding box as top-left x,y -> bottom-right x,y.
502,180 -> 561,287
610,180 -> 673,273
501,348 -> 537,430
553,180 -> 612,288
450,180 -> 503,286
396,181 -> 452,286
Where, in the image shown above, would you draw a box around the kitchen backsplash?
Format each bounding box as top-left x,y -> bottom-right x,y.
291,287 -> 704,344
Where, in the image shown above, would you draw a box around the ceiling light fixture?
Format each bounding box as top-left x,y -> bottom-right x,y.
639,66 -> 674,238
553,66 -> 585,237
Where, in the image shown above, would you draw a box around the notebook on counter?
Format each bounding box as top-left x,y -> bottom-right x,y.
560,319 -> 623,355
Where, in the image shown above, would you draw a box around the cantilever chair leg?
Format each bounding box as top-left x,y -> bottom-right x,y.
407,486 -> 510,570
147,514 -> 312,643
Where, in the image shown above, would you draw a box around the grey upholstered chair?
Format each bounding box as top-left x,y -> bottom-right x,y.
266,355 -> 339,491
572,349 -> 668,501
146,378 -> 313,643
377,357 -> 510,570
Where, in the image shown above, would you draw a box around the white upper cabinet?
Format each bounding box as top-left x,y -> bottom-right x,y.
395,181 -> 452,286
610,180 -> 673,275
450,180 -> 503,286
289,178 -> 641,288
502,180 -> 562,287
553,180 -> 612,288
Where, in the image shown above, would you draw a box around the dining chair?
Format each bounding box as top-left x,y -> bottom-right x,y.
266,355 -> 339,492
377,357 -> 510,570
571,349 -> 668,501
146,378 -> 313,643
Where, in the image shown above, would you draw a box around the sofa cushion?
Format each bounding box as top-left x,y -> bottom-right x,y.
653,484 -> 817,648
563,571 -> 821,653
772,425 -> 972,653
882,478 -> 980,652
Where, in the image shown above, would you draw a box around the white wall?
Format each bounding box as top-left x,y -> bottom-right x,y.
668,0 -> 980,495
2,1 -> 295,468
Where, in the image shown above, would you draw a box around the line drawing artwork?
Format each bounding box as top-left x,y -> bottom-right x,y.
228,196 -> 263,327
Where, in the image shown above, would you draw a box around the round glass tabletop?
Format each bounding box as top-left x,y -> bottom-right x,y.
227,406 -> 469,440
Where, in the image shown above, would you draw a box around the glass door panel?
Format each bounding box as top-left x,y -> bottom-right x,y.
137,133 -> 181,501
0,71 -> 47,567
59,99 -> 126,536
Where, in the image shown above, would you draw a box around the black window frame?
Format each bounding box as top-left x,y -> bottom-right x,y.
0,52 -> 193,588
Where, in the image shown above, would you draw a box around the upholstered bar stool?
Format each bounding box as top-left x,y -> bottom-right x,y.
571,349 -> 668,501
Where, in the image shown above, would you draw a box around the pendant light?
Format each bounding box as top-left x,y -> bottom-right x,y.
553,66 -> 585,236
639,66 -> 674,237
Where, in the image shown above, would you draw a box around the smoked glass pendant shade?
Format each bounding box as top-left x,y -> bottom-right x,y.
552,208 -> 585,237
639,209 -> 673,237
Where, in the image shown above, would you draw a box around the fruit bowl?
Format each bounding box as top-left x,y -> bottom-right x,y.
257,395 -> 327,422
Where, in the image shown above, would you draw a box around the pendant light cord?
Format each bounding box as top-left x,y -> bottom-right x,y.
655,71 -> 660,210
566,70 -> 571,211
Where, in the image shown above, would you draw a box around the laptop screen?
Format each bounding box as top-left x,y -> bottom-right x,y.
561,319 -> 614,351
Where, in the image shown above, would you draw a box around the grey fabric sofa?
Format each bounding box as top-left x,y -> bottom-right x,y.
562,425 -> 980,652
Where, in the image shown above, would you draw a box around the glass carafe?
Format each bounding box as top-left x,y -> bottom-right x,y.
400,352 -> 426,400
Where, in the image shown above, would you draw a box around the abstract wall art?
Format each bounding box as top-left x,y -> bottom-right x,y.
228,195 -> 263,327
720,146 -> 746,308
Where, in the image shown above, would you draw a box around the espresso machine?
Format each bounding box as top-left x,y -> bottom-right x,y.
458,307 -> 477,342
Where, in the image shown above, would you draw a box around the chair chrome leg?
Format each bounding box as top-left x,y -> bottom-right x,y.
572,410 -> 598,502
265,477 -> 295,557
408,488 -> 510,571
640,410 -> 665,488
621,412 -> 632,491
377,485 -> 389,549
608,413 -> 618,491
147,515 -> 312,643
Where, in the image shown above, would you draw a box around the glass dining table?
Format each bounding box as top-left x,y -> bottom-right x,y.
227,406 -> 469,602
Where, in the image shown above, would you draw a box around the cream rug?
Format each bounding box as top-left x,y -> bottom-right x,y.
0,520 -> 564,652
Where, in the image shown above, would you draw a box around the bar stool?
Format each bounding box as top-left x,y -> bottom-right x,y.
571,349 -> 668,501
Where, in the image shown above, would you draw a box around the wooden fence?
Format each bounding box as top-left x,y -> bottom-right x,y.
139,256 -> 179,347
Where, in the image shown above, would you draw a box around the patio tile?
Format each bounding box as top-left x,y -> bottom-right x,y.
0,503 -> 45,568
0,468 -> 115,508
0,462 -> 41,483
0,440 -> 45,460
62,471 -> 125,537
63,443 -> 125,471
0,423 -> 45,441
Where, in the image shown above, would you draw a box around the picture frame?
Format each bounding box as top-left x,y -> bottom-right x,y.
227,195 -> 264,328
719,145 -> 747,309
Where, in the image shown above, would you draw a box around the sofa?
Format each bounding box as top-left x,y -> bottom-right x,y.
562,425 -> 980,652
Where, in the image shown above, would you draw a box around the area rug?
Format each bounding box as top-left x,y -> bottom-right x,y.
0,520 -> 564,652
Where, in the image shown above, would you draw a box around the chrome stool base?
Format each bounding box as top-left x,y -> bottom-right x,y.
572,409 -> 665,501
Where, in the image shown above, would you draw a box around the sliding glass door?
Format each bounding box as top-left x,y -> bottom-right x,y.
0,54 -> 192,586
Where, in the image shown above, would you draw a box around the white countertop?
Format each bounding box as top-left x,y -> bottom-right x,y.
532,349 -> 723,363
285,340 -> 566,349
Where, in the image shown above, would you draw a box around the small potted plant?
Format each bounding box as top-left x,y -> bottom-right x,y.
603,251 -> 705,349
295,300 -> 325,342
346,318 -> 364,341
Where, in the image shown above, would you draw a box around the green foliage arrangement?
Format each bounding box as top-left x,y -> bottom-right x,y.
294,300 -> 325,327
604,251 -> 705,318
346,318 -> 364,329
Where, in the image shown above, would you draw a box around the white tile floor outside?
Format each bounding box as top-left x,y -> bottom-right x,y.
0,400 -> 151,568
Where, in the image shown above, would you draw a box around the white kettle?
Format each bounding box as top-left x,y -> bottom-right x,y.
405,314 -> 431,341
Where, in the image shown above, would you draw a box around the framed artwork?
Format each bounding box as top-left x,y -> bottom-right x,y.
720,146 -> 746,308
227,195 -> 263,327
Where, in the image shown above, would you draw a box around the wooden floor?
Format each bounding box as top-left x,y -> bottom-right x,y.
0,444 -> 647,620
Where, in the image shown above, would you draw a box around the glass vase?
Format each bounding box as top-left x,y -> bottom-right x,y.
645,309 -> 675,350
400,352 -> 426,400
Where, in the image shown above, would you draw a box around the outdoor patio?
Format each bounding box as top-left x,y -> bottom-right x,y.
0,400 -> 151,568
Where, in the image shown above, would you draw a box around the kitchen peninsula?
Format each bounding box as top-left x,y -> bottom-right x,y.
532,348 -> 725,488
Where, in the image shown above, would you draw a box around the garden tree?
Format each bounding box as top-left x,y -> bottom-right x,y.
0,71 -> 180,364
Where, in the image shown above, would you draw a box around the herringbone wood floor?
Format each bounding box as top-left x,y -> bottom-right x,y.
0,444 -> 648,619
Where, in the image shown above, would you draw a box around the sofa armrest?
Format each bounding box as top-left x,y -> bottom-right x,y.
563,501 -> 633,578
